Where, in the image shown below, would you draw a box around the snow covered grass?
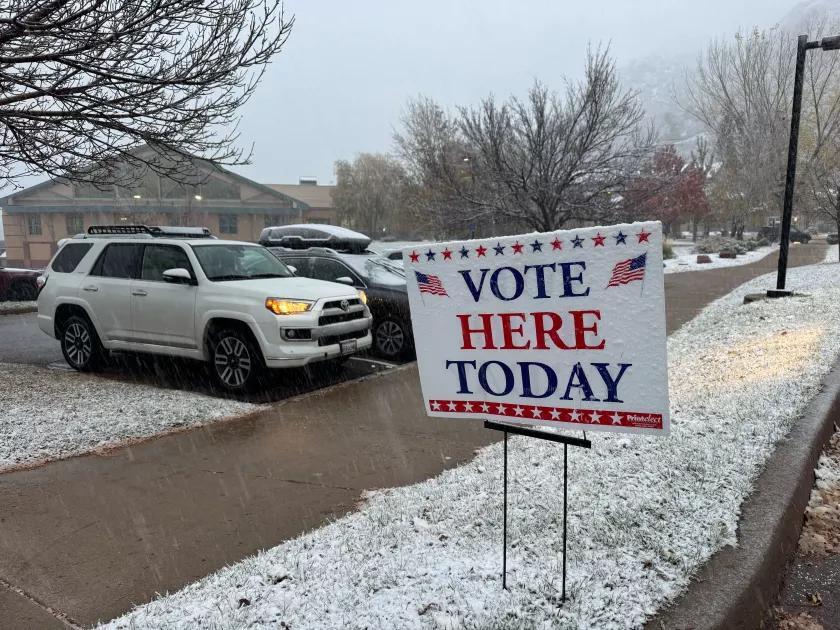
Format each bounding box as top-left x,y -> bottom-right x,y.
0,362 -> 260,472
823,243 -> 838,264
0,300 -> 36,315
101,263 -> 840,630
663,239 -> 776,274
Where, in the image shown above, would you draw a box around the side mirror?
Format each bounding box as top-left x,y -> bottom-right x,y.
335,276 -> 355,286
162,268 -> 194,285
287,265 -> 297,274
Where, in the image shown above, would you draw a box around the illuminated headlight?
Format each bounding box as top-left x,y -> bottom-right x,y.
265,298 -> 313,315
358,290 -> 368,305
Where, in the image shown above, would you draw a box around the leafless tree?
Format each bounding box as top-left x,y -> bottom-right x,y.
683,20 -> 840,236
395,47 -> 656,234
0,0 -> 293,189
333,153 -> 406,237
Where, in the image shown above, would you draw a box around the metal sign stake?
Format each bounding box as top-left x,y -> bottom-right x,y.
485,419 -> 592,601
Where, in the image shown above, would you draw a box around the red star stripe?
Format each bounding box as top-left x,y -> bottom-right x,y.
409,251 -> 420,263
637,230 -> 651,243
475,245 -> 487,257
551,237 -> 563,250
425,399 -> 663,430
511,241 -> 524,254
442,248 -> 452,260
592,233 -> 606,247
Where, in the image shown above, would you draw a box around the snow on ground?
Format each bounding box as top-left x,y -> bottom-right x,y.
0,362 -> 260,472
663,239 -> 776,274
0,300 -> 36,315
103,263 -> 840,630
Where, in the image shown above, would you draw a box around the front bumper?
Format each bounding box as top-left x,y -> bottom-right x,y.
259,305 -> 373,368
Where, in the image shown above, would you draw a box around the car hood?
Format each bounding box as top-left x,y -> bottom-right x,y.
216,277 -> 359,301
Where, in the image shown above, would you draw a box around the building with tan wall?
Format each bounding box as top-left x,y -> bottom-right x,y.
1,149 -> 309,268
266,178 -> 338,225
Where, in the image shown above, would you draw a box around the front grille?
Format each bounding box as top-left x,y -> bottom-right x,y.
318,328 -> 367,347
323,298 -> 361,310
318,310 -> 365,326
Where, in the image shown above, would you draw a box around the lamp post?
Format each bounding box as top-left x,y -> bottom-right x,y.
772,33 -> 840,296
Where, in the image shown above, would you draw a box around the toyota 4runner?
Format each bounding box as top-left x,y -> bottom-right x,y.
36,225 -> 373,391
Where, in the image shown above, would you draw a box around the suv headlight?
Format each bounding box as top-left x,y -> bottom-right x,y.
358,290 -> 368,305
265,298 -> 313,315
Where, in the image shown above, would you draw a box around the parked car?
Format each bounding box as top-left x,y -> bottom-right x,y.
37,225 -> 372,391
0,266 -> 41,301
261,226 -> 413,359
827,233 -> 839,245
757,225 -> 812,243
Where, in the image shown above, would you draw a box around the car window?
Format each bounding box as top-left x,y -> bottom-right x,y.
191,244 -> 294,281
141,245 -> 193,282
310,258 -> 362,286
281,257 -> 309,274
51,243 -> 94,273
90,243 -> 143,279
342,255 -> 406,287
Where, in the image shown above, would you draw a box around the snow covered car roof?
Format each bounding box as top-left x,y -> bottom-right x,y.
258,224 -> 371,253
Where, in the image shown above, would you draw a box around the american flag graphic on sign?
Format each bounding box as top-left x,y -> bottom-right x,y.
415,271 -> 448,296
607,253 -> 647,287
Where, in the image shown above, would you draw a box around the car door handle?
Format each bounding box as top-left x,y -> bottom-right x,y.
82,285 -> 99,292
131,289 -> 148,296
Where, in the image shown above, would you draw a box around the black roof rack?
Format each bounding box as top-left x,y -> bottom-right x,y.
87,225 -> 214,239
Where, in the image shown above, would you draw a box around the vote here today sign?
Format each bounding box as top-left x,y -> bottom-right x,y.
404,221 -> 669,435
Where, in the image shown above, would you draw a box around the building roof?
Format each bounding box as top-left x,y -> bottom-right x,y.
266,184 -> 335,209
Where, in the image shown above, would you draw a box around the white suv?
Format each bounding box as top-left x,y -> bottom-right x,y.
37,225 -> 373,391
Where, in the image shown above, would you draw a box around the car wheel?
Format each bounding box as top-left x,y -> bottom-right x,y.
209,329 -> 263,392
60,315 -> 105,372
8,280 -> 36,301
374,318 -> 408,359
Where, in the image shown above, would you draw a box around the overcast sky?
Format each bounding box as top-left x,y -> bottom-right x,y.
231,0 -> 802,186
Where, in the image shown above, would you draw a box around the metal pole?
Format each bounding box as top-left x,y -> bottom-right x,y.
562,442 -> 568,601
776,34 -> 810,292
503,430 -> 508,590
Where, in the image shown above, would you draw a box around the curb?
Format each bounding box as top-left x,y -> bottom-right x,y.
0,306 -> 36,316
648,362 -> 840,630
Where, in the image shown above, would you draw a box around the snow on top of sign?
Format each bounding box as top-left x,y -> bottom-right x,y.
102,262 -> 840,629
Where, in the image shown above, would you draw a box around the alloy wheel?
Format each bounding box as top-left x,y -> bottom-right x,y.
376,320 -> 405,357
214,336 -> 252,388
64,322 -> 92,367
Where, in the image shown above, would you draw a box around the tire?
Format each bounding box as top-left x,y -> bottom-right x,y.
209,328 -> 263,392
8,280 -> 36,301
60,314 -> 105,372
373,318 -> 409,359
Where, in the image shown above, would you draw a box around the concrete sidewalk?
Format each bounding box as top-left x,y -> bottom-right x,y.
0,244 -> 828,628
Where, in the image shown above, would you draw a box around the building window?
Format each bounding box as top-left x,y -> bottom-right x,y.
264,214 -> 288,228
27,215 -> 42,235
219,214 -> 238,234
66,213 -> 84,235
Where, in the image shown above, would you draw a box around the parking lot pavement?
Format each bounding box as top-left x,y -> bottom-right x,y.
0,311 -> 396,403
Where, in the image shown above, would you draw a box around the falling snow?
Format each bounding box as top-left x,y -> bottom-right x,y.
101,262 -> 840,629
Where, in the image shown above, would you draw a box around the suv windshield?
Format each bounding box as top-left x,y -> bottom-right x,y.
341,254 -> 406,286
192,244 -> 293,281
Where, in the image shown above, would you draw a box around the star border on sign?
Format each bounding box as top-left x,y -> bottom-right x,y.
459,246 -> 470,259
531,239 -> 543,252
592,233 -> 606,247
571,235 -> 584,248
475,244 -> 488,257
551,237 -> 563,250
614,231 -> 627,245
441,248 -> 452,260
409,251 -> 420,263
511,241 -> 524,254
637,230 -> 651,243
493,242 -> 506,256
425,249 -> 436,261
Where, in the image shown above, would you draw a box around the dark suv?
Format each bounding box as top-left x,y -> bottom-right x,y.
758,225 -> 811,243
261,224 -> 414,359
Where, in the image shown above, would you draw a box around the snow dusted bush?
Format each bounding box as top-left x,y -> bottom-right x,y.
693,236 -> 748,255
